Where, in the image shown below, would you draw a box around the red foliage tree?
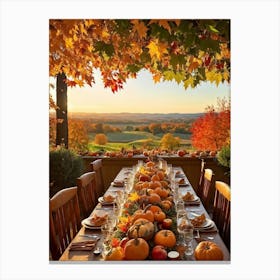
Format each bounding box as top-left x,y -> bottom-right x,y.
190,104 -> 230,151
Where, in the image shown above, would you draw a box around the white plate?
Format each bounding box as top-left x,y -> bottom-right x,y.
182,194 -> 199,203
193,218 -> 215,229
81,218 -> 102,229
98,196 -> 115,205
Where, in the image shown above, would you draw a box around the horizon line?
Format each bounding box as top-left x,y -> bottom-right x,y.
65,111 -> 204,114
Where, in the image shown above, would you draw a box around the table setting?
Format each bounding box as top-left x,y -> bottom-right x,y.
59,159 -> 229,262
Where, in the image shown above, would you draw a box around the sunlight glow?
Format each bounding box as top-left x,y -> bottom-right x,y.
50,69 -> 230,113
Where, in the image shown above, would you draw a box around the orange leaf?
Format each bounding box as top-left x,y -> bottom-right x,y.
131,20 -> 148,39
158,20 -> 171,33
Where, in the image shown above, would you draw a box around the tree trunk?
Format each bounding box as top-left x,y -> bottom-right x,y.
56,72 -> 68,148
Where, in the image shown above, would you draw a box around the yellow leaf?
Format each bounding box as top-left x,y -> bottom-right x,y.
206,70 -> 223,86
73,33 -> 78,42
184,76 -> 194,89
147,40 -> 160,60
101,29 -> 110,40
223,70 -> 230,81
64,37 -> 74,49
131,20 -> 148,39
214,72 -> 223,86
79,23 -> 88,35
147,39 -> 168,61
128,192 -> 140,202
119,216 -> 129,223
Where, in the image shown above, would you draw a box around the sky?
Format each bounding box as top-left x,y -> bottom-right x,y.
50,68 -> 230,114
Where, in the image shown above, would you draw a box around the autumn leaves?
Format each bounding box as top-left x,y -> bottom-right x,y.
50,19 -> 230,92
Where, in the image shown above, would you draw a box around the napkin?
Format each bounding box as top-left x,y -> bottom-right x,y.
69,240 -> 97,251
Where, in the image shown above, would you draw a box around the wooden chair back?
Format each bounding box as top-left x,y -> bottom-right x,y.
49,187 -> 81,260
197,159 -> 206,196
90,159 -> 105,197
213,181 -> 231,250
200,168 -> 215,213
76,171 -> 97,218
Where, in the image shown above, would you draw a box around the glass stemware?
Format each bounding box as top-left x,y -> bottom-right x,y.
177,216 -> 194,257
176,199 -> 185,212
176,210 -> 188,245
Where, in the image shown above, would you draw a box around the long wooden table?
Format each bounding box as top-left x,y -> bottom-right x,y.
59,167 -> 230,262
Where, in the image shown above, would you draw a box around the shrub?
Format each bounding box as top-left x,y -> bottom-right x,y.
217,145 -> 230,178
94,133 -> 108,145
49,147 -> 85,192
160,133 -> 181,150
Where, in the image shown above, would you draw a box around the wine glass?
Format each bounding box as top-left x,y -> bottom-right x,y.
176,199 -> 185,212
178,217 -> 194,257
177,210 -> 188,245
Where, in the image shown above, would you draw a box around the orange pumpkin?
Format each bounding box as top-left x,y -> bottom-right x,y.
194,241 -> 224,260
166,195 -> 173,202
148,205 -> 162,214
154,211 -> 166,223
134,182 -> 143,191
156,171 -> 165,180
161,200 -> 172,210
104,246 -> 124,261
128,218 -> 155,240
124,238 -> 149,260
132,205 -> 154,223
148,193 -> 161,204
160,180 -> 169,188
154,187 -> 169,199
151,174 -> 160,182
146,161 -> 155,168
154,230 -> 176,248
149,181 -> 162,189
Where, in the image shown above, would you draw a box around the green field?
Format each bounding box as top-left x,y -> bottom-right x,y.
88,131 -> 192,152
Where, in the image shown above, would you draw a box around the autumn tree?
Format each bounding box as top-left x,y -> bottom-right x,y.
190,98 -> 230,151
50,19 -> 230,147
149,123 -> 163,134
160,133 -> 181,150
94,133 -> 108,145
68,119 -> 89,152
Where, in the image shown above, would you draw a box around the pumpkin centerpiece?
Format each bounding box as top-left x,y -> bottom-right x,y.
132,204 -> 154,223
154,229 -> 176,248
128,218 -> 155,240
194,241 -> 224,260
104,246 -> 124,261
124,234 -> 150,260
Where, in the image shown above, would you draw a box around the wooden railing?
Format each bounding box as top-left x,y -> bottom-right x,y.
82,156 -> 230,194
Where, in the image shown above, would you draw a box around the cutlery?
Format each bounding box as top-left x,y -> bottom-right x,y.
194,229 -> 216,241
80,234 -> 100,239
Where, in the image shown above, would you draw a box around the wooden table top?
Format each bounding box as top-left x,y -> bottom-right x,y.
58,166 -> 230,262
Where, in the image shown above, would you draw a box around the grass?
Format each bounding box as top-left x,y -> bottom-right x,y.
87,130 -> 193,152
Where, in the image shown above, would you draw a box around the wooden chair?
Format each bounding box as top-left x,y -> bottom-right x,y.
200,168 -> 215,215
49,187 -> 81,260
197,159 -> 206,196
76,171 -> 98,219
90,159 -> 105,197
213,181 -> 231,250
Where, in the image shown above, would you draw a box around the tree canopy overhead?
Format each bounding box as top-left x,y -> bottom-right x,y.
50,19 -> 230,92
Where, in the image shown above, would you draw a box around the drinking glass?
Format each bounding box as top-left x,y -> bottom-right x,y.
101,223 -> 110,242
176,199 -> 185,212
176,210 -> 188,245
183,220 -> 194,256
